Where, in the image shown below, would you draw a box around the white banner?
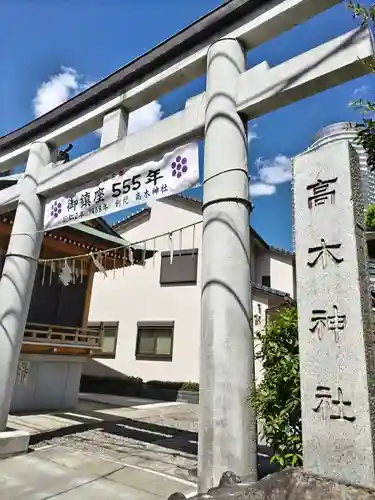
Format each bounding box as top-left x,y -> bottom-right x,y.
44,143 -> 199,230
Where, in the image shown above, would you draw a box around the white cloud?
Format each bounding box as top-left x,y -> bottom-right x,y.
255,154 -> 292,184
249,182 -> 276,197
128,101 -> 163,134
249,154 -> 292,198
33,66 -> 93,117
248,123 -> 259,144
33,66 -> 163,135
94,101 -> 163,139
353,84 -> 369,98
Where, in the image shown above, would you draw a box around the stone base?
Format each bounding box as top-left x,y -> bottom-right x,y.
168,469 -> 375,499
11,354 -> 84,413
0,430 -> 30,459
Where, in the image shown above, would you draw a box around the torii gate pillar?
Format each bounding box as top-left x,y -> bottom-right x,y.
199,38 -> 257,492
0,142 -> 52,431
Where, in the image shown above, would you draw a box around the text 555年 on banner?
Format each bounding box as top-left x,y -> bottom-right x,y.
44,143 -> 199,230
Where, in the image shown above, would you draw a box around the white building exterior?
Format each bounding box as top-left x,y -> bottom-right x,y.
85,195 -> 295,384
312,122 -> 375,207
292,122 -> 375,249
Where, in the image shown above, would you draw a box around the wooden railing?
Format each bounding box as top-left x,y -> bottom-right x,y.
23,322 -> 103,351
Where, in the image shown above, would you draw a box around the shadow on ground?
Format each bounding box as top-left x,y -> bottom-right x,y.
27,408 -> 197,454
24,406 -> 278,479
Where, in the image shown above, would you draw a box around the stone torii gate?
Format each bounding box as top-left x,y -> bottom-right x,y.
0,0 -> 372,492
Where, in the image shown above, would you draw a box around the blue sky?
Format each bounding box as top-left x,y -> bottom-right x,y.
0,0 -> 374,251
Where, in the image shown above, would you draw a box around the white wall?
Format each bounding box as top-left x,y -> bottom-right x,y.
87,200 -> 295,384
88,201 -> 202,382
252,292 -> 270,385
269,251 -> 295,298
252,245 -> 270,284
252,247 -> 294,298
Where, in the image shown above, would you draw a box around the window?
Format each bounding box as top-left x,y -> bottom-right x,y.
136,321 -> 174,361
261,275 -> 271,287
160,249 -> 198,286
88,321 -> 119,358
254,303 -> 262,326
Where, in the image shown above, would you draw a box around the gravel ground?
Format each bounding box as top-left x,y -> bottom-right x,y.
27,403 -> 277,483
29,403 -> 199,483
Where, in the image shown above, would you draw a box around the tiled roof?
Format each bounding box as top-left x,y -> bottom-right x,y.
111,194 -> 201,229
174,193 -> 202,204
112,206 -> 151,229
0,174 -> 151,258
0,214 -> 152,264
111,195 -> 293,256
252,282 -> 295,303
269,245 -> 294,257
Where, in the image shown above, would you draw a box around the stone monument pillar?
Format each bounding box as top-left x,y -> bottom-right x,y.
293,140 -> 375,488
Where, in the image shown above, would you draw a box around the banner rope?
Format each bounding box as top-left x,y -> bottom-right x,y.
39,219 -> 202,264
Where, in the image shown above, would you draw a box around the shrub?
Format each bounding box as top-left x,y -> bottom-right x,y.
249,306 -> 302,468
146,380 -> 199,392
181,381 -> 199,392
366,204 -> 375,230
80,374 -> 143,396
146,380 -> 183,390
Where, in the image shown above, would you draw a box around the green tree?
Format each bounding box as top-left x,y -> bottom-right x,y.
249,306 -> 302,468
348,2 -> 375,169
366,203 -> 375,228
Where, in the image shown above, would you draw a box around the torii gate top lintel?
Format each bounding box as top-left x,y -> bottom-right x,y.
0,0 -> 344,177
0,0 -> 272,155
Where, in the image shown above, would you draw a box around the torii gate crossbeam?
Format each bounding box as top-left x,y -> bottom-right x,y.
0,27 -> 371,212
0,0 -> 341,171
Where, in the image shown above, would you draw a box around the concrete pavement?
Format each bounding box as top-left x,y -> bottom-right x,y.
4,395 -> 198,498
0,444 -> 196,498
3,393 -> 276,497
7,393 -> 167,436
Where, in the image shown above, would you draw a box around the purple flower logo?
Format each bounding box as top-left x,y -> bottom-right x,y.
50,200 -> 62,218
171,155 -> 188,179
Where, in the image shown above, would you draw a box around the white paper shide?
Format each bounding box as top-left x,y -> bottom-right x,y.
44,143 -> 199,230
